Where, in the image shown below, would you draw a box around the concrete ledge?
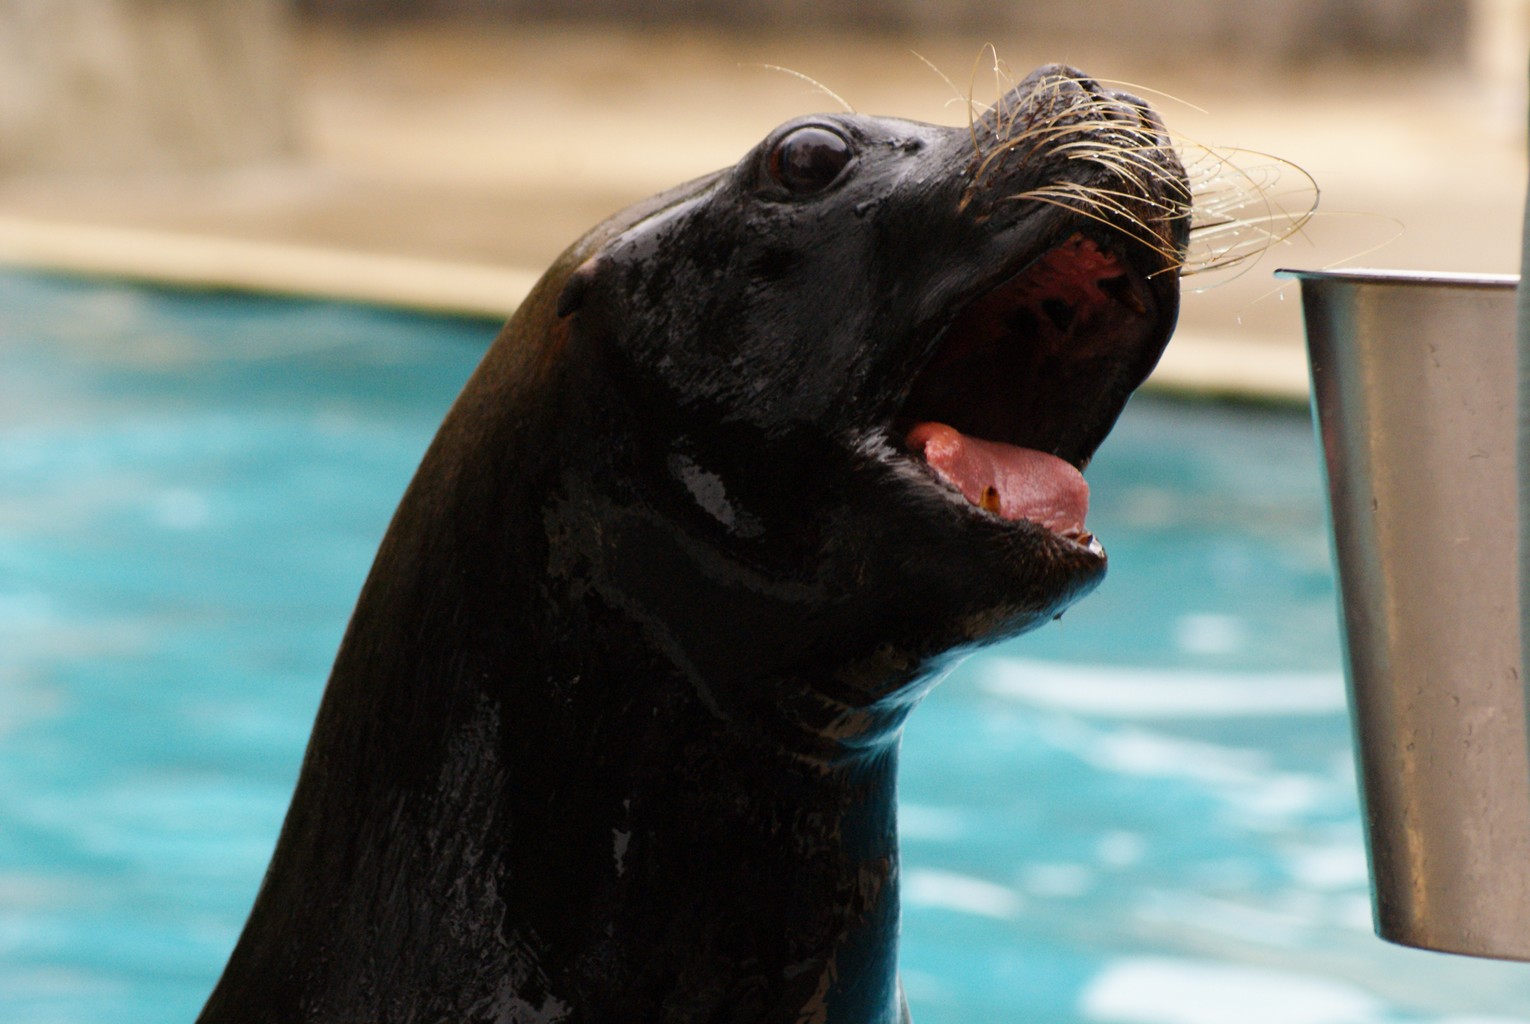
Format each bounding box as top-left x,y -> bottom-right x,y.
0,216 -> 534,320
1148,330 -> 1309,403
0,214 -> 1310,403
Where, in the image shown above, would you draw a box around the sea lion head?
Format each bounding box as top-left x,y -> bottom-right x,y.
537,64 -> 1189,747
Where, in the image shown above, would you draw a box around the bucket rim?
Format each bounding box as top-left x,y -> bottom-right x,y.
1275,267 -> 1518,289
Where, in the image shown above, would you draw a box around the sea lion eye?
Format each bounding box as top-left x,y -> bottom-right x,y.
768,126 -> 853,194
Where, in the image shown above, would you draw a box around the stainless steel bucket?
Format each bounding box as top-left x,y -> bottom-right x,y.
1279,267 -> 1530,961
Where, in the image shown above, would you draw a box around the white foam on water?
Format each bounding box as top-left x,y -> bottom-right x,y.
150,487 -> 212,530
1173,613 -> 1248,656
1333,894 -> 1376,933
1067,724 -> 1270,787
1283,843 -> 1370,891
896,967 -> 949,1006
982,659 -> 1346,720
900,868 -> 1024,920
1095,830 -> 1147,869
1138,890 -> 1318,951
1041,720 -> 1341,826
1080,957 -> 1385,1024
1237,772 -> 1330,817
1020,861 -> 1094,898
898,802 -> 968,841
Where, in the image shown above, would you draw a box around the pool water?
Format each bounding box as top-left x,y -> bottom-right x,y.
3,270 -> 1530,1024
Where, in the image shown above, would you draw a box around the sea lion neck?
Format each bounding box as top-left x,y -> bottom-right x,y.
202,530 -> 914,1022
198,291 -> 919,1021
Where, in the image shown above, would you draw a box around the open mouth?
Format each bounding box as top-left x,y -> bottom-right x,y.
894,231 -> 1167,551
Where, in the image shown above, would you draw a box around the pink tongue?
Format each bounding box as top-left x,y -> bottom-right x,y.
905,422 -> 1089,535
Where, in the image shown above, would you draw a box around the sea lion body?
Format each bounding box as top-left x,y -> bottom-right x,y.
199,65 -> 1188,1023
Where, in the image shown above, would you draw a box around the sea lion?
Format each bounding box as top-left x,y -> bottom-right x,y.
198,64 -> 1189,1024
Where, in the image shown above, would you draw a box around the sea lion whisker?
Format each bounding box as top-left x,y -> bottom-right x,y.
1181,231 -> 1304,275
1187,167 -> 1287,212
957,52 -> 988,161
1090,77 -> 1210,116
1164,133 -> 1317,215
1193,181 -> 1303,221
1054,144 -> 1183,194
911,49 -> 966,107
1022,122 -> 1152,156
1021,140 -> 1193,211
1092,161 -> 1192,208
1276,211 -> 1404,275
1181,247 -> 1276,281
1187,201 -> 1308,253
1191,199 -> 1302,245
968,45 -> 1005,145
969,118 -> 1132,190
1010,186 -> 1184,262
1179,200 -> 1328,278
1044,130 -> 1189,175
983,46 -> 1030,142
1192,172 -> 1314,220
993,66 -> 1043,147
1023,179 -> 1186,221
1085,136 -> 1188,174
1014,88 -> 1099,136
1177,142 -> 1317,211
968,68 -> 1095,164
1190,186 -> 1320,237
1148,137 -> 1321,280
1199,182 -> 1316,261
991,67 -> 1052,143
1182,224 -> 1296,272
967,116 -> 1188,220
1188,211 -> 1241,233
912,49 -> 988,131
1061,185 -> 1189,229
748,63 -> 855,113
976,118 -> 1165,181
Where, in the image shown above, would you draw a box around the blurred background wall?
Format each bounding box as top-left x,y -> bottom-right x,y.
0,0 -> 296,174
296,0 -> 1470,63
0,0 -> 1487,180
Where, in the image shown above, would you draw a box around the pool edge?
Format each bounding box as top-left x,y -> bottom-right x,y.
0,215 -> 533,321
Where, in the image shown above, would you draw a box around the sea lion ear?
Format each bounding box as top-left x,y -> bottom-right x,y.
556,255 -> 602,318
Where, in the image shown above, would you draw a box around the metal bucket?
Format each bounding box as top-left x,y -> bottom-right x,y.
1279,267 -> 1530,961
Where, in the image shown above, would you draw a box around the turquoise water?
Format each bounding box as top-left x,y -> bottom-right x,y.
3,269 -> 1529,1023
